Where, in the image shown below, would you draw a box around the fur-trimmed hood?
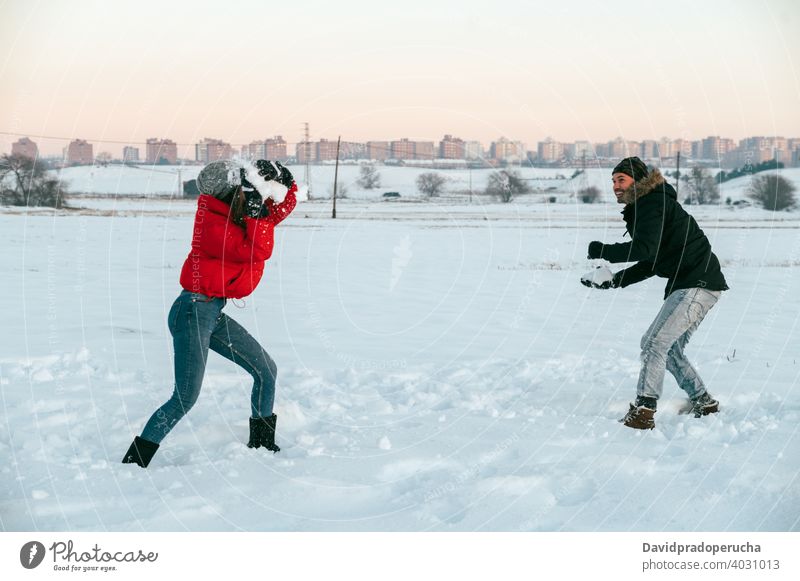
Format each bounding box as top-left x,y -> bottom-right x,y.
620,168 -> 673,205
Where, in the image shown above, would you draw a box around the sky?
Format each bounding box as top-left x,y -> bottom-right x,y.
0,0 -> 798,156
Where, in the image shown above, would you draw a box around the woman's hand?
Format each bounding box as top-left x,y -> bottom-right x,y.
254,160 -> 279,181
244,189 -> 269,218
274,161 -> 294,188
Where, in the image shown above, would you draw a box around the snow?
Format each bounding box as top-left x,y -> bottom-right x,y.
1,170 -> 799,532
240,159 -> 289,204
54,163 -> 800,206
581,265 -> 613,287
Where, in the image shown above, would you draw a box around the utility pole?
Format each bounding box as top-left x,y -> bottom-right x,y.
303,122 -> 312,197
469,166 -> 473,204
332,136 -> 340,219
676,151 -> 681,199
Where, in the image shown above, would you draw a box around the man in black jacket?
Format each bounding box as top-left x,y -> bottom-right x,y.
584,157 -> 728,429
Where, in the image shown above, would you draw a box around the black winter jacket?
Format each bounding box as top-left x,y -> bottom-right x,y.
597,169 -> 729,299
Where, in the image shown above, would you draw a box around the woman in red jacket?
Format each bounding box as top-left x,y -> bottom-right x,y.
122,160 -> 297,468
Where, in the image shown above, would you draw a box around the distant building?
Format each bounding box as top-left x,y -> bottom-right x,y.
123,146 -> 140,162
439,135 -> 465,159
789,139 -> 800,167
656,138 -> 674,159
607,137 -> 634,159
639,140 -> 659,159
65,139 -> 94,165
491,137 -> 526,162
414,141 -> 435,160
464,140 -> 483,161
245,136 -> 288,161
195,138 -> 232,163
537,138 -> 563,162
295,141 -> 313,164
672,139 -> 693,158
391,138 -> 415,160
699,136 -> 736,161
572,141 -> 595,160
316,138 -> 339,161
722,136 -> 793,168
11,137 -> 38,159
367,141 -> 389,161
146,138 -> 177,164
594,142 -> 609,158
266,136 -> 288,160
340,141 -> 366,160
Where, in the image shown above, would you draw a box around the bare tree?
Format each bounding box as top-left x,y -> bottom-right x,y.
682,166 -> 719,205
416,172 -> 447,197
356,164 -> 381,189
748,173 -> 796,211
0,154 -> 68,208
96,152 -> 113,166
486,169 -> 531,203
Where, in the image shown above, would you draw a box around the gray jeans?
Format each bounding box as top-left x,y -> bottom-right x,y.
638,287 -> 721,401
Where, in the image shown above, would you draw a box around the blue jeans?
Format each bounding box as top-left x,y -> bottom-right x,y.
140,290 -> 278,444
637,287 -> 721,402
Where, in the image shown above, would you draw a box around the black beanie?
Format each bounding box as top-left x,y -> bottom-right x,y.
612,156 -> 649,182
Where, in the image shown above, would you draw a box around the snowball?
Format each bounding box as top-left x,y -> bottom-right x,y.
241,160 -> 289,204
580,265 -> 613,286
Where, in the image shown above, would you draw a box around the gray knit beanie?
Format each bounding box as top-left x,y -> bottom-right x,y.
196,160 -> 242,198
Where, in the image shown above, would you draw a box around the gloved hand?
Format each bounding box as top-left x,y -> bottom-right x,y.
580,266 -> 620,289
254,159 -> 280,182
587,241 -> 604,259
244,188 -> 269,219
274,161 -> 294,188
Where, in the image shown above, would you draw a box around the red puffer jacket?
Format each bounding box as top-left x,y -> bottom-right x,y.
179,184 -> 297,299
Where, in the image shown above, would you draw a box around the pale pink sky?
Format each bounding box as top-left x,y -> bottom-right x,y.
1,0 -> 798,156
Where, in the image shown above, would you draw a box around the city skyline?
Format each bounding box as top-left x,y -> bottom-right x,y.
1,0 -> 798,157
11,132 -> 799,170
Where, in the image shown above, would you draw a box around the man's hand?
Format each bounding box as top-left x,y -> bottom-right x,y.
580,266 -> 620,289
587,241 -> 604,259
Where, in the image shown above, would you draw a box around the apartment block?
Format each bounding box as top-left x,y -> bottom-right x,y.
367,141 -> 389,161
146,138 -> 178,164
195,138 -> 232,163
11,137 -> 38,159
439,135 -> 465,159
65,139 -> 94,165
122,146 -> 140,162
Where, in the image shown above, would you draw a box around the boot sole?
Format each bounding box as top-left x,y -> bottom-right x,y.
620,420 -> 654,430
678,401 -> 720,417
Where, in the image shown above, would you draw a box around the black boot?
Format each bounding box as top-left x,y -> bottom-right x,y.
248,414 -> 280,453
688,392 -> 720,417
122,436 -> 160,468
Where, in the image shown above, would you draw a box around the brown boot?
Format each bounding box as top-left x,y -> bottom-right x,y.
620,403 -> 655,430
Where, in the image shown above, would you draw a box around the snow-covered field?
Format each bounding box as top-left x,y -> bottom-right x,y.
2,171 -> 799,532
55,163 -> 800,205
